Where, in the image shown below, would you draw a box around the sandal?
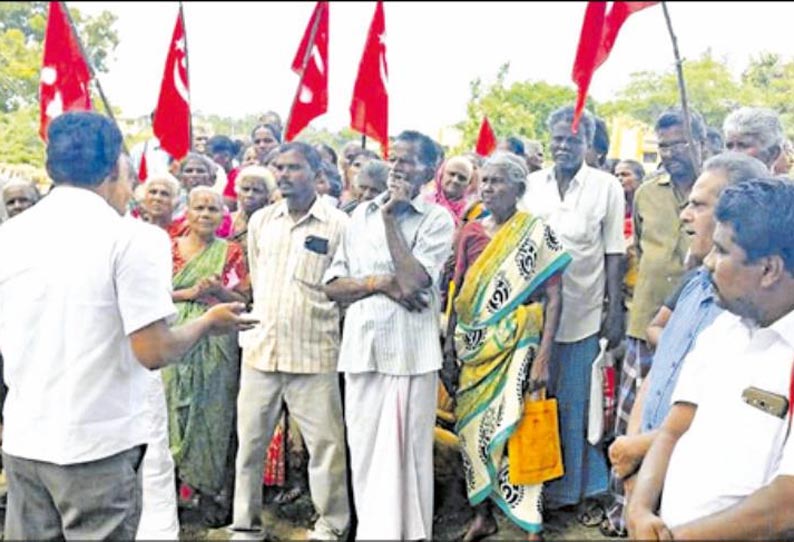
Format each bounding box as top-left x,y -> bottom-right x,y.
599,517 -> 627,538
273,485 -> 302,505
576,501 -> 605,528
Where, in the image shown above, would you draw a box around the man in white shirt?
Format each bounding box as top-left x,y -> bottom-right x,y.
628,178 -> 794,540
324,130 -> 455,540
521,105 -> 625,510
0,112 -> 256,540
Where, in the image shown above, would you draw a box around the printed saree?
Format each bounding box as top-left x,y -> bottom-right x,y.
161,239 -> 241,495
453,211 -> 571,533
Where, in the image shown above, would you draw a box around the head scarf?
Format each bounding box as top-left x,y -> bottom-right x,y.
424,156 -> 475,225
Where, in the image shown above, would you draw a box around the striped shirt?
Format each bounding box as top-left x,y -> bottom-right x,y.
323,193 -> 455,375
241,197 -> 349,374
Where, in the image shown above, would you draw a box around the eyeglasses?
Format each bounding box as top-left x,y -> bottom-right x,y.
658,140 -> 690,152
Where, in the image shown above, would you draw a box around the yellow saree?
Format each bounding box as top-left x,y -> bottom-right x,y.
453,211 -> 570,533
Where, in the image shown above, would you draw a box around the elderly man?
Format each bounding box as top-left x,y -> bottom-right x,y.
2,178 -> 40,219
0,112 -> 254,540
723,106 -> 785,170
340,159 -> 389,215
521,105 -> 625,513
601,152 -> 769,537
628,178 -> 794,540
230,142 -> 350,541
323,130 -> 455,540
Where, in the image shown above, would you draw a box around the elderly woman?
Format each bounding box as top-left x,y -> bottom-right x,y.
442,152 -> 571,541
230,165 -> 276,258
172,153 -> 233,238
162,186 -> 250,527
138,173 -> 182,238
424,155 -> 484,226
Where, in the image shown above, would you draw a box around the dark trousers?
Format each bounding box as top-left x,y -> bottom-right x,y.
3,445 -> 146,541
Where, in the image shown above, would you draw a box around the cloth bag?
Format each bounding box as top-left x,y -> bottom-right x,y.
508,389 -> 565,485
588,338 -> 616,445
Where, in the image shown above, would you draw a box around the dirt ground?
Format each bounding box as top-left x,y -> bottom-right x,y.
0,449 -> 617,541
180,441 -> 618,541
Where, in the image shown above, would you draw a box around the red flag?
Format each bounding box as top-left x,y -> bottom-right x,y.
153,6 -> 191,161
39,1 -> 92,141
350,1 -> 389,158
475,116 -> 497,157
284,2 -> 329,141
572,1 -> 658,131
138,152 -> 148,182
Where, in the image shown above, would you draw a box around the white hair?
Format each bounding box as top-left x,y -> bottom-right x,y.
234,165 -> 276,193
142,172 -> 181,202
723,107 -> 785,153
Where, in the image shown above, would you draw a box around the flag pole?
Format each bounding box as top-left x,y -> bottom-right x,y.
284,2 -> 324,141
361,134 -> 366,149
59,1 -> 127,153
661,1 -> 701,176
178,1 -> 193,150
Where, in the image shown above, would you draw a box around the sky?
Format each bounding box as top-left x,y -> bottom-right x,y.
68,1 -> 794,139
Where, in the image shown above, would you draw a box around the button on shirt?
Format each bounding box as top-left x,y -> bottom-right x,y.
521,164 -> 625,343
628,172 -> 691,341
641,267 -> 722,432
660,310 -> 794,528
241,197 -> 348,374
323,193 -> 455,375
0,187 -> 176,465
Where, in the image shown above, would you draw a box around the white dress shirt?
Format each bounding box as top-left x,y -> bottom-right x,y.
323,193 -> 455,375
660,309 -> 794,527
520,164 -> 625,342
0,187 -> 176,464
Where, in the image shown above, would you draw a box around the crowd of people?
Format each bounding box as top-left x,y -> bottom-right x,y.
1,100 -> 794,542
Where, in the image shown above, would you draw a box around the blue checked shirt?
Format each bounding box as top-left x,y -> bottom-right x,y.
641,267 -> 723,432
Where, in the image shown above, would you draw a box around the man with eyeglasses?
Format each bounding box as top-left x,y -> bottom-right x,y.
602,107 -> 706,536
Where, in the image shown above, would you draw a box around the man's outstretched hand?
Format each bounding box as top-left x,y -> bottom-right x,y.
205,302 -> 259,335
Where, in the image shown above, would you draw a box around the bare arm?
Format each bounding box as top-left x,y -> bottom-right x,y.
627,402 -> 697,539
646,306 -> 673,349
172,285 -> 199,303
531,279 -> 562,387
129,302 -> 257,370
610,379 -> 656,479
324,275 -> 396,306
382,212 -> 431,296
603,253 -> 626,349
672,475 -> 794,540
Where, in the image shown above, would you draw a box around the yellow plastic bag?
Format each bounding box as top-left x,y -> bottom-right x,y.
507,391 -> 565,486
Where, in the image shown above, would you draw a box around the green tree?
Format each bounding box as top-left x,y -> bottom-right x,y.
600,50 -> 752,129
740,52 -> 794,140
0,106 -> 44,166
454,62 -> 591,155
0,2 -> 119,166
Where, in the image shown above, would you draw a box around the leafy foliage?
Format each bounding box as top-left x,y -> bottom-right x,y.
453,62 -> 587,155
0,2 -> 118,167
0,2 -> 118,113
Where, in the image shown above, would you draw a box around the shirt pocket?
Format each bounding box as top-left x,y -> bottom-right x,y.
294,249 -> 332,287
555,207 -> 599,248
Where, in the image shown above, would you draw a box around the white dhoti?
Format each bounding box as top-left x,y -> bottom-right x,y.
344,371 -> 437,541
136,370 -> 180,540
